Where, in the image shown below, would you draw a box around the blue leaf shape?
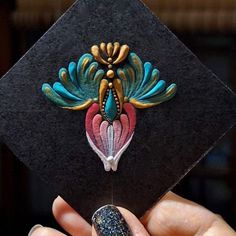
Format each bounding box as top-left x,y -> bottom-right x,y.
42,84 -> 84,108
140,62 -> 153,89
68,62 -> 78,86
104,90 -> 118,121
42,53 -> 104,110
138,80 -> 166,100
59,68 -> 83,98
53,82 -> 82,101
139,84 -> 177,104
128,53 -> 143,97
117,52 -> 177,108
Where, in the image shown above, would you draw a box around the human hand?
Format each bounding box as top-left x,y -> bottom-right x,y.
29,192 -> 236,236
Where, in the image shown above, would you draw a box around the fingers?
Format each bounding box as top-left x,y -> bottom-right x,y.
52,196 -> 91,236
203,218 -> 236,236
141,191 -> 216,236
36,192 -> 236,236
141,192 -> 236,236
29,225 -> 66,236
91,205 -> 150,236
117,207 -> 150,236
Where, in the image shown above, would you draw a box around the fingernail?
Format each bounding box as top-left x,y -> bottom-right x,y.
28,224 -> 43,236
92,205 -> 132,236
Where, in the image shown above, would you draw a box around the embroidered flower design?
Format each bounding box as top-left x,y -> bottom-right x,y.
42,42 -> 177,171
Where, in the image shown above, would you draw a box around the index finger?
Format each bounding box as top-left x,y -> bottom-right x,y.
52,196 -> 91,236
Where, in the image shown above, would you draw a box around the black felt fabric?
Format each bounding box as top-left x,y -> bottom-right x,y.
0,0 -> 235,220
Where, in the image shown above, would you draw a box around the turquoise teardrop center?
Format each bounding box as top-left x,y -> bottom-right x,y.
104,89 -> 117,121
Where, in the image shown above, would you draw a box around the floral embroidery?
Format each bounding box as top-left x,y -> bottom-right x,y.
42,42 -> 177,171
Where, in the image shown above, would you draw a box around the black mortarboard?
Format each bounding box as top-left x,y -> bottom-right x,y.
0,0 -> 235,219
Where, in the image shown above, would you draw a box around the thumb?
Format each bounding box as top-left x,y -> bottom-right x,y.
91,205 -> 149,236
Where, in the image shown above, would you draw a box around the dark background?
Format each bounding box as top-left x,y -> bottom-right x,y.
0,0 -> 236,235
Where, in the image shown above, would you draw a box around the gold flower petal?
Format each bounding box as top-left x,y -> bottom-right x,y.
100,42 -> 107,56
112,42 -> 120,57
107,42 -> 113,57
113,44 -> 130,65
99,79 -> 109,111
113,78 -> 124,113
91,45 -> 109,65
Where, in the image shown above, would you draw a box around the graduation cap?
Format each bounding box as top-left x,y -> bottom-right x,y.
0,0 -> 235,219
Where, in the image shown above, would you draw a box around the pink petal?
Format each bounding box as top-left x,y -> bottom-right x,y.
92,114 -> 104,154
85,103 -> 99,143
123,103 -> 136,139
100,121 -> 109,156
113,120 -> 122,154
118,114 -> 129,149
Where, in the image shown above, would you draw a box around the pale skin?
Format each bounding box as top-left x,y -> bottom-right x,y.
30,192 -> 236,236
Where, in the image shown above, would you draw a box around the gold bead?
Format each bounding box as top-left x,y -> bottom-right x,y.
108,64 -> 113,69
124,97 -> 128,102
108,57 -> 112,63
109,82 -> 113,88
106,70 -> 115,78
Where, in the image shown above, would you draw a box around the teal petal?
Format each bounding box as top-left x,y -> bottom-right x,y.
94,69 -> 105,82
138,83 -> 177,104
77,53 -> 93,83
68,62 -> 77,85
85,62 -> 99,81
118,67 -> 129,97
59,68 -> 83,98
105,90 -> 117,121
134,62 -> 153,98
123,65 -> 134,98
141,62 -> 153,88
139,80 -> 166,100
128,53 -> 143,97
53,82 -> 82,101
138,69 -> 160,97
42,53 -> 104,109
42,83 -> 83,107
